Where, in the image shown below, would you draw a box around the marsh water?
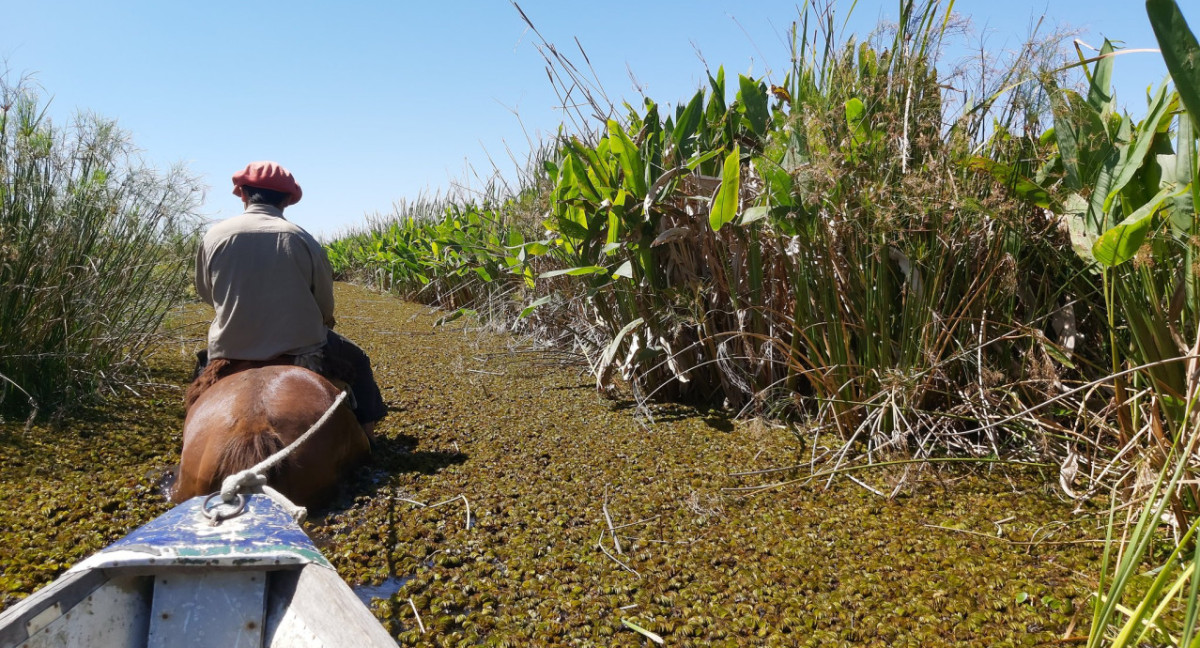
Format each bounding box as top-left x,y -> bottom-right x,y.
0,283 -> 1104,646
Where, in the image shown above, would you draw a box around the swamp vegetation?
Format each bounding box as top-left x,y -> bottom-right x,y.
323,1 -> 1200,644
2,284 -> 1106,646
3,0 -> 1200,645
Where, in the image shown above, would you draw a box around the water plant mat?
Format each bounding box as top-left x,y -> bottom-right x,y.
0,282 -> 1103,646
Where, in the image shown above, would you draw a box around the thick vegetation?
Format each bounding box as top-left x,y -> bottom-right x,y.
0,76 -> 201,419
326,1 -> 1200,644
328,3 -> 1099,482
0,285 -> 1104,647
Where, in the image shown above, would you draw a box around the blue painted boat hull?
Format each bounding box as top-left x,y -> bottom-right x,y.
0,495 -> 396,647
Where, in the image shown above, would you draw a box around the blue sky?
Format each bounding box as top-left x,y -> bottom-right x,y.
2,1 -> 1196,238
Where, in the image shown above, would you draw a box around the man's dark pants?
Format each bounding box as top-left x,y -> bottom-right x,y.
323,330 -> 387,425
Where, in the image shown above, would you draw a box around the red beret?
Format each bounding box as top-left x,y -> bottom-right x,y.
232,161 -> 303,206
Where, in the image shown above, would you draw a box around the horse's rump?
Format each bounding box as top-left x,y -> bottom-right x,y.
176,362 -> 369,507
185,357 -> 295,411
213,422 -> 287,489
184,354 -> 357,411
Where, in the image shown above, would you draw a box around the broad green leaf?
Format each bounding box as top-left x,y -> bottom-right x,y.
858,42 -> 878,79
1087,40 -> 1115,113
1093,184 -> 1182,266
780,125 -> 809,170
1062,193 -> 1098,263
519,295 -> 552,319
738,75 -> 769,137
740,206 -> 770,225
1103,81 -> 1174,213
1049,84 -> 1085,190
710,145 -> 741,232
1156,150 -> 1188,226
845,97 -> 868,150
585,167 -> 615,205
967,157 -> 1053,209
562,153 -> 600,203
574,137 -> 613,188
552,206 -> 590,240
709,66 -> 726,109
844,97 -> 866,123
673,90 -> 705,153
1169,95 -> 1197,233
606,209 -> 621,245
538,265 -> 609,279
473,266 -> 493,282
524,242 -> 550,256
754,156 -> 795,208
607,119 -> 647,196
1147,0 -> 1200,129
685,148 -> 722,171
1085,116 -> 1128,232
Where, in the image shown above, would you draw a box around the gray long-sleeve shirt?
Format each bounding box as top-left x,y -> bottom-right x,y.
195,204 -> 335,360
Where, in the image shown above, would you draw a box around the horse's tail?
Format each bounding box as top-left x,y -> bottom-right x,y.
213,423 -> 288,489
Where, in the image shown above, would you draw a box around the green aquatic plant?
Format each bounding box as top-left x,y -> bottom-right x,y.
528,0 -> 1088,473
329,2 -> 1112,481
1082,1 -> 1200,646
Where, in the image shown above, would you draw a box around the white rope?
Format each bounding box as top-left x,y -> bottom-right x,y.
216,390 -> 349,522
261,484 -> 308,524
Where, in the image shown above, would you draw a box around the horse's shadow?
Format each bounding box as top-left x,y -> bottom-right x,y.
372,433 -> 466,475
317,432 -> 467,512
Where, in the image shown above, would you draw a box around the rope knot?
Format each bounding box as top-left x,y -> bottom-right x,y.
219,470 -> 268,503
202,390 -> 346,525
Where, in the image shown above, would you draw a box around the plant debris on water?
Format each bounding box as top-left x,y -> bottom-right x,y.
1,283 -> 1111,646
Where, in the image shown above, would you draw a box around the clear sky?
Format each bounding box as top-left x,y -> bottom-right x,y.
2,1 -> 1196,238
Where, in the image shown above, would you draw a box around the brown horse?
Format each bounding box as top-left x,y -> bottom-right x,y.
173,359 -> 371,508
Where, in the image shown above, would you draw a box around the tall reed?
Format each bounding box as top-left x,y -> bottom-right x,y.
0,76 -> 201,418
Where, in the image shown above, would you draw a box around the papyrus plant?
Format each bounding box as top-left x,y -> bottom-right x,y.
0,75 -> 201,418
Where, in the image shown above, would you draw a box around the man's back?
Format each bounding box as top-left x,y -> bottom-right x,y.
196,204 -> 335,361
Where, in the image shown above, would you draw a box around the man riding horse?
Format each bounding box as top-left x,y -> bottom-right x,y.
193,161 -> 386,438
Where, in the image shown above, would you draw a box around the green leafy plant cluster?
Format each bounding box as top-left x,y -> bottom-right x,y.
329,1 -> 1103,462
529,1 -> 1090,461
1008,1 -> 1200,645
972,0 -> 1200,644
328,204 -> 519,312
